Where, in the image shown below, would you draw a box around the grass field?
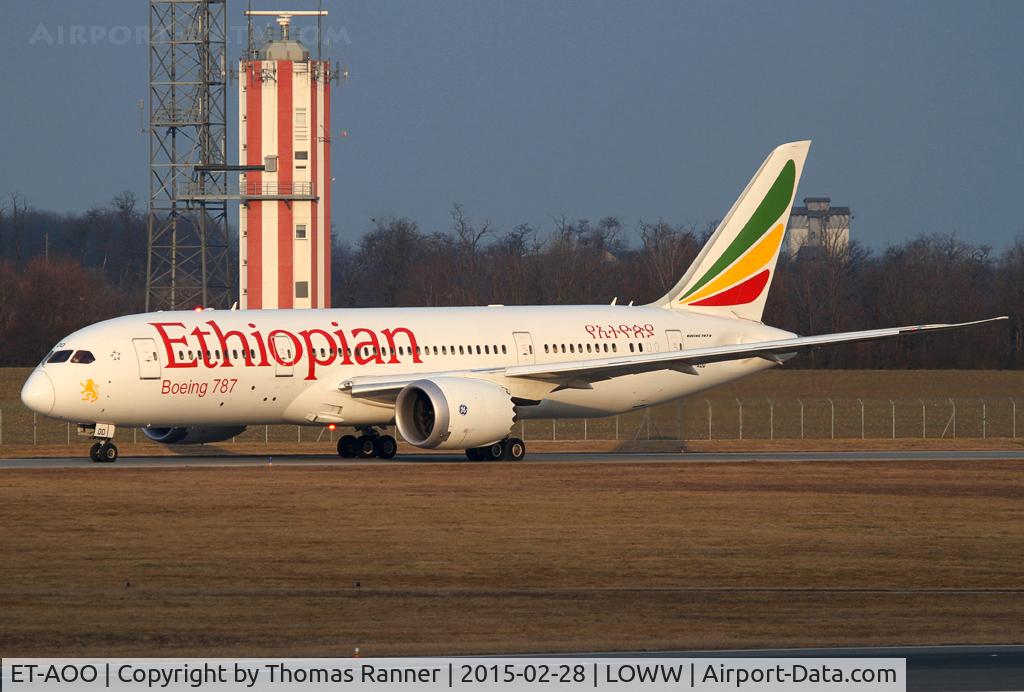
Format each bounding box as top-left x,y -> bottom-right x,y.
2,368 -> 1024,453
1,459 -> 1022,655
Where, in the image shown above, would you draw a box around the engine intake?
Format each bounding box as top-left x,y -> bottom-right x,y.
142,425 -> 247,445
395,377 -> 514,449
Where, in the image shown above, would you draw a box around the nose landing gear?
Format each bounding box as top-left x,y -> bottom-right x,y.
89,441 -> 118,463
337,428 -> 398,460
82,423 -> 118,463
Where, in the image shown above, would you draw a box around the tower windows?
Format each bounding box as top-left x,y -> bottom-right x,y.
295,281 -> 309,299
295,224 -> 307,239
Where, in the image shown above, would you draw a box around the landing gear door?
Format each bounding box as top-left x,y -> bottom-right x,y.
132,338 -> 161,380
512,332 -> 535,365
666,329 -> 684,351
271,334 -> 294,377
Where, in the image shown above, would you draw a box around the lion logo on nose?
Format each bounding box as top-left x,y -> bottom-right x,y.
81,379 -> 100,403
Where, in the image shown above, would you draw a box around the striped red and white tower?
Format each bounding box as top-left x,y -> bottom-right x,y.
238,11 -> 332,309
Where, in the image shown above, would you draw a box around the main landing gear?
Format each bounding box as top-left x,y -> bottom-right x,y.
337,428 -> 398,460
466,437 -> 526,462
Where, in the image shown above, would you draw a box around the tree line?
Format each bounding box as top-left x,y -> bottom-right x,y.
0,194 -> 1020,368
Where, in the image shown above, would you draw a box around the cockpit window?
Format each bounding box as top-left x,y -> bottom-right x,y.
71,350 -> 96,364
46,350 -> 73,364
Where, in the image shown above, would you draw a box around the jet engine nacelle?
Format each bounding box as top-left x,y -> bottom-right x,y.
395,377 -> 515,450
142,425 -> 247,445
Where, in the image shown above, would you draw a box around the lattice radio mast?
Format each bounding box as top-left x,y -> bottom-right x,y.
146,0 -> 231,310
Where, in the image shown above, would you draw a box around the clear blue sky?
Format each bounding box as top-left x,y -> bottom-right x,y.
2,0 -> 1022,249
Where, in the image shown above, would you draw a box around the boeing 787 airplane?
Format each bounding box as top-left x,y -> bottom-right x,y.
20,141 -> 1005,462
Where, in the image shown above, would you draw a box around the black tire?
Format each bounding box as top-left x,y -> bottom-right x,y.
375,435 -> 398,460
486,441 -> 506,461
89,442 -> 102,463
357,435 -> 377,458
338,434 -> 358,458
504,437 -> 526,461
465,448 -> 483,461
98,442 -> 118,463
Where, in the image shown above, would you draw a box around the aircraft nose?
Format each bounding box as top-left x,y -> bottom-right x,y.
21,369 -> 55,415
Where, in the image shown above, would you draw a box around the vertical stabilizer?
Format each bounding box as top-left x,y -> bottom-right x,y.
651,140 -> 810,321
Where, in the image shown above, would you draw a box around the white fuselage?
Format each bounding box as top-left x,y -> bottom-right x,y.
25,304 -> 794,429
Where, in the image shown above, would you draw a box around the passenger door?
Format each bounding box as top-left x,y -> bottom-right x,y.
666,329 -> 684,351
132,338 -> 161,380
512,332 -> 535,365
272,334 -> 294,377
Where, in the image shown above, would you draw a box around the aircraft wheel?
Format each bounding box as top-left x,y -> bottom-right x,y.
89,442 -> 103,463
504,437 -> 526,461
357,435 -> 377,459
375,435 -> 398,460
485,441 -> 506,461
337,435 -> 359,458
97,442 -> 118,463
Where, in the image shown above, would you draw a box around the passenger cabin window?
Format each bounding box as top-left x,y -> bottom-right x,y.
70,350 -> 95,364
47,350 -> 73,364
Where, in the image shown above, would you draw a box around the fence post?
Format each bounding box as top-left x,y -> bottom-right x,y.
67,422 -> 71,446
798,399 -> 804,439
768,399 -> 774,440
583,418 -> 588,441
828,399 -> 834,439
646,410 -> 651,440
859,399 -> 865,439
706,400 -> 712,440
890,400 -> 895,439
736,399 -> 743,440
1012,399 -> 1017,439
951,399 -> 956,438
615,415 -> 619,441
553,420 -> 557,441
920,399 -> 926,438
982,400 -> 987,439
265,425 -> 269,444
33,412 -> 38,445
521,420 -> 526,440
297,426 -> 301,444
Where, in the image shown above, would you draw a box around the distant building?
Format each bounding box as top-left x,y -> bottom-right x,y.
786,197 -> 851,259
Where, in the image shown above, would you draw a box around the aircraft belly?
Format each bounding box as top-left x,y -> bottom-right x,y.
528,359 -> 773,418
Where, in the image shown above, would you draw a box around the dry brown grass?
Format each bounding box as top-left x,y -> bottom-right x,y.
1,460 -> 1023,655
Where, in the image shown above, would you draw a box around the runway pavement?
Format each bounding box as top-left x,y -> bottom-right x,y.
2,449 -> 1024,468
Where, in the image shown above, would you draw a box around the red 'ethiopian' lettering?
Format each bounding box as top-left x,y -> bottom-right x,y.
148,320 -> 422,381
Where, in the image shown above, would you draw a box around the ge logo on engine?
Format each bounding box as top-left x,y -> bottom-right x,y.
459,404 -> 469,416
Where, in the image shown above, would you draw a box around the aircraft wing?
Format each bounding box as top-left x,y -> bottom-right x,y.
504,317 -> 1007,382
341,317 -> 1006,398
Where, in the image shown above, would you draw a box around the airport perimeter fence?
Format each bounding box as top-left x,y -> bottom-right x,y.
0,397 -> 1020,446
